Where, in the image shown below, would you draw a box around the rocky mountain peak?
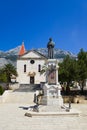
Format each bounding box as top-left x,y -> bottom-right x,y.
0,46 -> 77,67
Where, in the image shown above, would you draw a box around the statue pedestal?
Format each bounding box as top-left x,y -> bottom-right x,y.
41,59 -> 63,107
41,83 -> 63,106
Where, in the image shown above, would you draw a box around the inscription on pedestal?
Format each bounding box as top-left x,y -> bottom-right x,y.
49,86 -> 57,98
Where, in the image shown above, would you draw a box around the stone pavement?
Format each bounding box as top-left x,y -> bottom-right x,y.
0,103 -> 87,130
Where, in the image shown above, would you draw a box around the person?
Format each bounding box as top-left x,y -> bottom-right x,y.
77,83 -> 80,90
33,90 -> 39,104
66,86 -> 70,95
61,84 -> 64,95
33,93 -> 36,103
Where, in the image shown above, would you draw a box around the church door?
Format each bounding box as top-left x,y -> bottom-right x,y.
30,76 -> 34,84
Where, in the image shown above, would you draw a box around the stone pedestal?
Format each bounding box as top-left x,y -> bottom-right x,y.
41,59 -> 63,107
42,96 -> 63,106
41,83 -> 63,106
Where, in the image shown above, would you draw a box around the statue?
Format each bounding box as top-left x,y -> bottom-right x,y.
47,38 -> 55,59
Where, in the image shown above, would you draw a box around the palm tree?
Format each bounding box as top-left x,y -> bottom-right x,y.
2,63 -> 17,83
40,64 -> 48,75
40,63 -> 58,74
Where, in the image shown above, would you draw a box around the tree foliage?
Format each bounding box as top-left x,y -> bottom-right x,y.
77,49 -> 87,90
59,55 -> 78,86
0,69 -> 7,82
0,63 -> 17,83
0,85 -> 4,95
59,49 -> 87,92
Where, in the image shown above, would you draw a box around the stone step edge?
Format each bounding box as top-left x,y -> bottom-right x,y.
25,111 -> 80,117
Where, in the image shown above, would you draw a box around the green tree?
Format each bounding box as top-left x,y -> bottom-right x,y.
0,69 -> 7,82
59,55 -> 78,87
77,49 -> 87,92
0,64 -> 17,83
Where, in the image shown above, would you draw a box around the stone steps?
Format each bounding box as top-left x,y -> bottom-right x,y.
14,84 -> 41,92
1,84 -> 42,104
2,90 -> 35,104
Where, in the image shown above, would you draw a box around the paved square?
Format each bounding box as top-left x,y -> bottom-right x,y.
0,103 -> 87,130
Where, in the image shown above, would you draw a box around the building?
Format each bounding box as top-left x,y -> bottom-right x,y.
17,43 -> 47,84
17,38 -> 55,85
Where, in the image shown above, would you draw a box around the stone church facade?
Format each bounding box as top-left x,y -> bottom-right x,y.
17,48 -> 47,84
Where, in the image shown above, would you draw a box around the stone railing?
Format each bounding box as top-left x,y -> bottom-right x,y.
0,90 -> 13,103
9,83 -> 19,90
63,95 -> 87,103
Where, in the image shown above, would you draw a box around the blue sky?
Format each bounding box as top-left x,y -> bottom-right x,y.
0,0 -> 87,54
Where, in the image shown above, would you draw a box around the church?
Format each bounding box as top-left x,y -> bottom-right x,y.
16,38 -> 55,85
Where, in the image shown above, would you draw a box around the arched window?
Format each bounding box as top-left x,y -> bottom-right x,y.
24,64 -> 26,72
38,64 -> 41,72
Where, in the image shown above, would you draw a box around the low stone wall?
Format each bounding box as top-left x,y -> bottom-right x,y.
63,95 -> 87,104
38,95 -> 87,104
0,83 -> 8,89
9,83 -> 19,90
0,82 -> 19,90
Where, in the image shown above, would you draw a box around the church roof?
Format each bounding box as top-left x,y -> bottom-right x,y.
19,42 -> 26,56
18,49 -> 48,59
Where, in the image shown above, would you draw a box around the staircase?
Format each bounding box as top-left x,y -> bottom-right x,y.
1,84 -> 42,104
2,90 -> 35,104
14,84 -> 41,92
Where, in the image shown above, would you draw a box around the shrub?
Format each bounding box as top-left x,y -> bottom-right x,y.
0,86 -> 4,95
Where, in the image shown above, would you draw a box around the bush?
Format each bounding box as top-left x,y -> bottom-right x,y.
0,86 -> 4,95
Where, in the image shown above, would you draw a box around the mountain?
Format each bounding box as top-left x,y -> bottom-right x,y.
0,46 -> 21,67
0,46 -> 77,67
36,48 -> 76,59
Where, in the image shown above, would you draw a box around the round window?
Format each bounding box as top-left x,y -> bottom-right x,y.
30,60 -> 35,64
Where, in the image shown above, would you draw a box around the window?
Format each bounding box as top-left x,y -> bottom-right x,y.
38,64 -> 41,72
30,60 -> 35,64
24,64 -> 26,72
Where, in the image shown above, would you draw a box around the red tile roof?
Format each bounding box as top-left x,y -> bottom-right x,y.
19,42 -> 26,56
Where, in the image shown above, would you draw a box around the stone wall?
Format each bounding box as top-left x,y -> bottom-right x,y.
63,95 -> 87,103
9,83 -> 19,90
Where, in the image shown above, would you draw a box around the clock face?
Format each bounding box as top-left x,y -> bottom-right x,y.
30,60 -> 35,64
